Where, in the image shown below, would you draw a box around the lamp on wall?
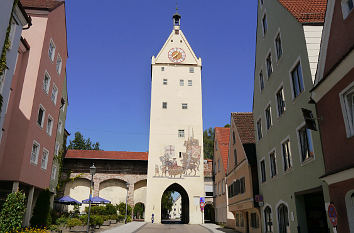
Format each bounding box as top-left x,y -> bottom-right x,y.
87,163 -> 96,233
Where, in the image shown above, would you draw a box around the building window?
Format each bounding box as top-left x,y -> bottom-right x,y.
43,72 -> 51,94
259,71 -> 264,91
46,116 -> 53,136
161,67 -> 165,71
251,213 -> 259,228
55,142 -> 60,156
51,165 -> 57,180
163,79 -> 168,85
178,130 -> 185,138
58,120 -> 62,134
257,119 -> 263,140
240,177 -> 245,193
262,14 -> 268,35
276,87 -> 286,116
189,67 -> 194,73
162,102 -> 167,109
56,54 -> 62,75
180,79 -> 184,86
266,53 -> 273,78
342,0 -> 354,19
298,126 -> 314,162
282,140 -> 292,171
264,206 -> 273,232
48,39 -> 55,62
188,80 -> 192,86
270,151 -> 277,177
30,141 -> 40,164
265,105 -> 272,130
41,148 -> 49,170
275,33 -> 283,60
278,204 -> 289,233
234,149 -> 237,165
51,84 -> 58,104
260,160 -> 266,182
340,85 -> 354,137
37,106 -> 45,127
182,103 -> 188,109
291,62 -> 304,98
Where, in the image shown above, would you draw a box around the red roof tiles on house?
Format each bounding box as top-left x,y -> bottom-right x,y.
21,0 -> 64,11
232,112 -> 255,144
278,0 -> 327,23
215,127 -> 230,173
65,150 -> 148,161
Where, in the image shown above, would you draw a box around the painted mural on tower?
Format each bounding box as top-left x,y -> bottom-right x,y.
154,136 -> 201,178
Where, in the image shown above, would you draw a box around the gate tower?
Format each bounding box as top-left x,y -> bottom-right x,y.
145,12 -> 204,224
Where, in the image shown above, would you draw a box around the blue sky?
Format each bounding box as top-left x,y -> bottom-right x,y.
65,0 -> 258,152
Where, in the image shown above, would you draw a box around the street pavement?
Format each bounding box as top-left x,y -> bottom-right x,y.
101,222 -> 241,233
136,223 -> 211,233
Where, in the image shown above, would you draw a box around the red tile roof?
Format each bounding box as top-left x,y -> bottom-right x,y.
232,112 -> 255,144
215,127 -> 230,173
278,0 -> 327,23
21,0 -> 64,11
65,150 -> 148,161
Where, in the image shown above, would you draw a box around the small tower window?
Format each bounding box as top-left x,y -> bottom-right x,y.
182,103 -> 188,109
162,102 -> 167,109
188,80 -> 192,86
178,130 -> 185,137
180,79 -> 184,86
161,67 -> 165,71
163,79 -> 168,85
189,67 -> 194,73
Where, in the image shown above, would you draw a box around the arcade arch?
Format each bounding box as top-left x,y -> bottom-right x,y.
161,183 -> 189,224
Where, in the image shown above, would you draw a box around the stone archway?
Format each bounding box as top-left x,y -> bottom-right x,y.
99,179 -> 128,205
161,183 -> 189,224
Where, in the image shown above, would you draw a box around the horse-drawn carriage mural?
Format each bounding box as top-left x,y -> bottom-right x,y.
154,137 -> 201,178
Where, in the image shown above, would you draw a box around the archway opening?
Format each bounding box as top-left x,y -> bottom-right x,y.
204,203 -> 215,223
161,183 -> 189,224
133,202 -> 145,220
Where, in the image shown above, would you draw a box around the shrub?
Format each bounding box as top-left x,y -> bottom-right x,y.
109,214 -> 118,220
30,189 -> 51,227
116,202 -> 132,216
105,204 -> 116,215
117,215 -> 125,222
0,191 -> 26,233
85,205 -> 106,215
67,218 -> 82,228
91,215 -> 104,226
56,216 -> 68,226
126,215 -> 132,223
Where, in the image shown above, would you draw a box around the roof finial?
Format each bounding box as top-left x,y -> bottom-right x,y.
173,1 -> 181,28
176,0 -> 178,13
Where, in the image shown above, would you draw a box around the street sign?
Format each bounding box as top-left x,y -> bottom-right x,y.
328,203 -> 337,227
200,197 -> 206,210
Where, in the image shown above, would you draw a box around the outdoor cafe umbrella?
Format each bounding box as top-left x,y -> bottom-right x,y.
82,196 -> 111,204
56,196 -> 82,205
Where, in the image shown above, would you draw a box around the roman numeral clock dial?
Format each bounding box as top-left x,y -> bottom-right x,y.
168,48 -> 186,63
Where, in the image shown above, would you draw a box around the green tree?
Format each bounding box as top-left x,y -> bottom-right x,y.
68,131 -> 101,150
161,191 -> 173,218
224,124 -> 230,128
133,203 -> 145,219
0,191 -> 26,233
30,189 -> 51,227
203,128 -> 215,159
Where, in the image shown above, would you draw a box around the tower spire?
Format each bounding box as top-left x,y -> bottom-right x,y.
173,1 -> 181,29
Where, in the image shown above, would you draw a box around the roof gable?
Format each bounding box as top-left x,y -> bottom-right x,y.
65,150 -> 148,161
21,0 -> 64,11
215,127 -> 230,173
278,0 -> 327,23
153,29 -> 200,65
232,112 -> 255,144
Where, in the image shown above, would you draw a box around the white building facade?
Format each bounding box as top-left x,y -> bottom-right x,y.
145,13 -> 204,224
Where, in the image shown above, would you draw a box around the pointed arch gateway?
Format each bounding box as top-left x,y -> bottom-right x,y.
161,183 -> 189,224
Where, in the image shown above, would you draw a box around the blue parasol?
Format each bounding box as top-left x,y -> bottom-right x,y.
56,196 -> 82,205
82,196 -> 111,204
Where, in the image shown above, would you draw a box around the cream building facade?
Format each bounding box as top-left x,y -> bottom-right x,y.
145,13 -> 204,224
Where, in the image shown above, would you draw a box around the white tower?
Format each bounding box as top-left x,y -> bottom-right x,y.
145,12 -> 204,224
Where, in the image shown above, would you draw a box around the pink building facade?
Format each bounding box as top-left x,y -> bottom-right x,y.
0,0 -> 68,226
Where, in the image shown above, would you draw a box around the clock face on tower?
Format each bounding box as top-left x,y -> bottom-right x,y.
168,48 -> 186,63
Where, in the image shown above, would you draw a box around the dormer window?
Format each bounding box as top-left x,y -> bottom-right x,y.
262,14 -> 268,36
